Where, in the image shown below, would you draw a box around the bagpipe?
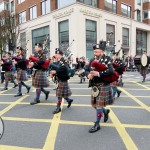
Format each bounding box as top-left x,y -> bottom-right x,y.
50,40 -> 75,77
29,55 -> 50,69
91,60 -> 119,83
0,58 -> 12,71
29,36 -> 51,69
12,55 -> 29,66
112,49 -> 126,75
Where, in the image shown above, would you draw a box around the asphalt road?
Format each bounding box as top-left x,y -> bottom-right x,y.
0,71 -> 150,150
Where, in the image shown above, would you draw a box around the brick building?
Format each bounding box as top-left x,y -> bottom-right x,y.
6,0 -> 150,59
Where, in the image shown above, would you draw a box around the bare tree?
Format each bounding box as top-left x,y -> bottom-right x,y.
0,10 -> 19,57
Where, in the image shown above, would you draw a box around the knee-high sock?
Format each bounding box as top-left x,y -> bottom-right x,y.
12,80 -> 17,86
36,89 -> 41,100
112,87 -> 117,97
96,108 -> 103,125
4,81 -> 8,88
57,97 -> 62,108
21,81 -> 29,88
41,87 -> 47,94
18,82 -> 22,93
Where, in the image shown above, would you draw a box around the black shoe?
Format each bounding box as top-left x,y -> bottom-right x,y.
1,88 -> 8,91
117,91 -> 122,97
67,99 -> 73,108
45,91 -> 50,100
14,93 -> 22,97
53,108 -> 61,114
104,109 -> 110,123
13,84 -> 18,88
89,123 -> 100,133
27,87 -> 31,93
30,100 -> 40,105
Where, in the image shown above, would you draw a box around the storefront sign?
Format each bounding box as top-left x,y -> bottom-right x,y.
80,8 -> 101,17
53,8 -> 74,19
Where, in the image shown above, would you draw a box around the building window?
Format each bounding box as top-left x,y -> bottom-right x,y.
32,26 -> 50,53
143,10 -> 150,19
0,2 -> 9,11
122,28 -> 129,47
86,19 -> 97,59
11,1 -> 14,13
136,30 -> 147,55
41,0 -> 50,15
18,0 -> 25,4
30,6 -> 37,20
79,0 -> 98,7
20,32 -> 26,49
121,3 -> 131,18
19,11 -> 26,24
137,0 -> 141,5
59,20 -> 69,51
104,0 -> 117,13
106,24 -> 115,54
143,0 -> 150,3
57,0 -> 76,9
137,10 -> 141,21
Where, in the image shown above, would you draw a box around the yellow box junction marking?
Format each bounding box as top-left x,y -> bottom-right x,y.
108,107 -> 138,150
43,99 -> 64,150
119,87 -> 150,112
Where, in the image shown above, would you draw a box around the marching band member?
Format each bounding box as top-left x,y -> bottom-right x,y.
50,48 -> 73,114
30,43 -> 50,105
76,57 -> 86,83
1,52 -> 18,91
140,51 -> 149,82
14,47 -> 31,97
111,52 -> 125,98
87,41 -> 114,133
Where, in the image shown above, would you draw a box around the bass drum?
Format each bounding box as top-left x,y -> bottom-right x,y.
141,54 -> 148,67
134,54 -> 148,67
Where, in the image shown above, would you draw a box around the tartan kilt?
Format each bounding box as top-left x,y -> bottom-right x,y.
16,70 -> 28,82
4,71 -> 15,82
32,70 -> 49,88
91,84 -> 114,108
56,81 -> 72,98
139,66 -> 148,75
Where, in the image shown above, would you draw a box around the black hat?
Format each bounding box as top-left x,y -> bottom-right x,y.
16,46 -> 24,51
93,41 -> 106,51
55,48 -> 63,55
35,43 -> 43,48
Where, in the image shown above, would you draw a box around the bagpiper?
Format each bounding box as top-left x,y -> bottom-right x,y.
50,48 -> 73,114
87,41 -> 114,133
30,43 -> 50,105
1,52 -> 18,91
13,47 -> 31,97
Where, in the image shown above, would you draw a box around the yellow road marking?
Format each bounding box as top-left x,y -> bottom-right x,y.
2,117 -> 150,129
0,145 -> 41,150
119,87 -> 150,112
0,101 -> 144,109
0,95 -> 29,116
108,107 -> 138,150
131,81 -> 150,90
43,99 -> 64,150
